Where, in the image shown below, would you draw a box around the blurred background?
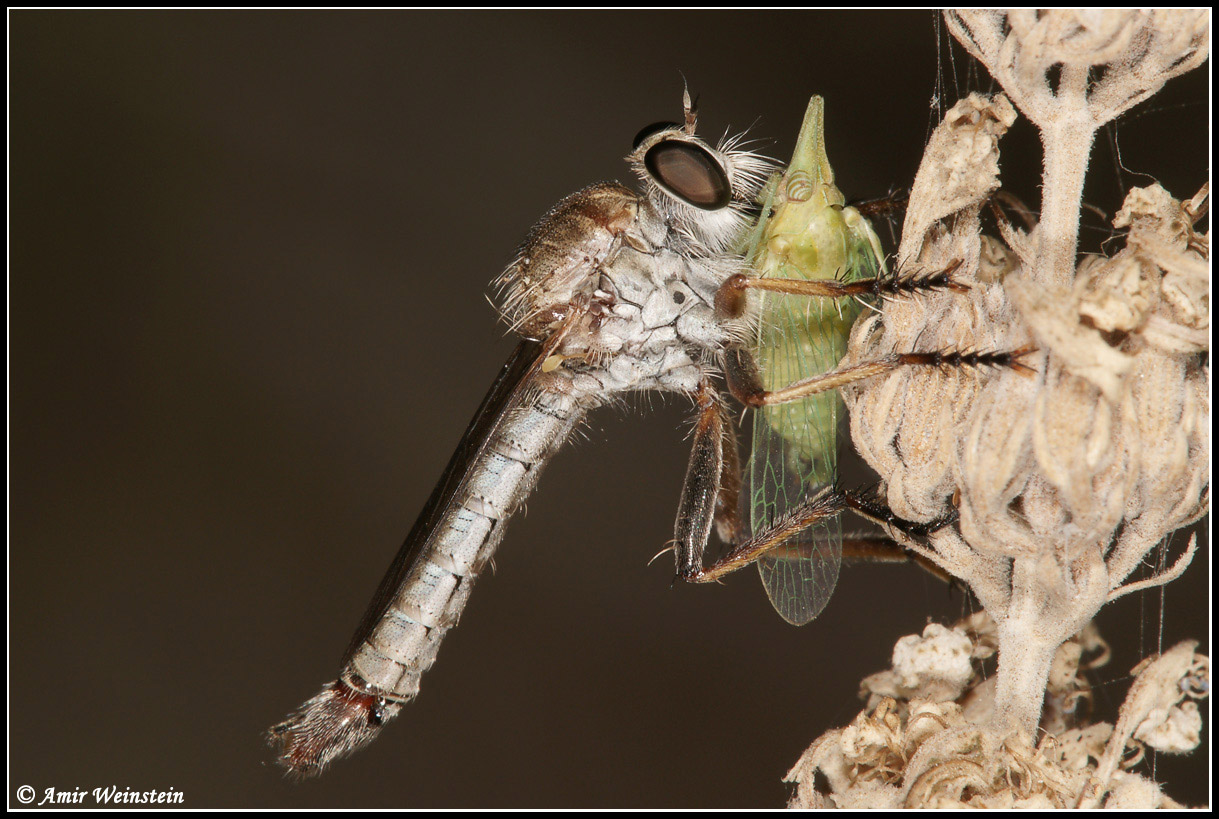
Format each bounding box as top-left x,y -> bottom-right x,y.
10,11 -> 1208,808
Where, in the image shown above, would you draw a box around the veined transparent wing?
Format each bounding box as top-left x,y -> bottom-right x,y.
741,97 -> 884,625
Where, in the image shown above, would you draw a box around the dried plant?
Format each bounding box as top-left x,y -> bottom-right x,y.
793,9 -> 1209,808
787,616 -> 1209,808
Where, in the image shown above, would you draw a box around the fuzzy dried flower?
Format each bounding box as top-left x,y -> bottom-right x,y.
808,8 -> 1209,808
945,10 -> 1209,287
788,617 -> 1208,808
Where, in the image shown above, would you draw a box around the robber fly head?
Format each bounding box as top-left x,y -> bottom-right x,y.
493,93 -> 773,341
627,93 -> 773,256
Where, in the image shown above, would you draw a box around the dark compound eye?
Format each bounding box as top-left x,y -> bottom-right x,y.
643,140 -> 732,210
632,120 -> 680,150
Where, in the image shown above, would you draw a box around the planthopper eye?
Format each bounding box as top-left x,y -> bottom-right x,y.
643,139 -> 732,210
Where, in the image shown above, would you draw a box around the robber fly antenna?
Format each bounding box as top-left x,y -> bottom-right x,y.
681,83 -> 698,134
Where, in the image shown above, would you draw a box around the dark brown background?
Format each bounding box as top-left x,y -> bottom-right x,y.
10,11 -> 1209,808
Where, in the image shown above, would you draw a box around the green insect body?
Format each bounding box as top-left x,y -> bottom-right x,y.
740,96 -> 886,625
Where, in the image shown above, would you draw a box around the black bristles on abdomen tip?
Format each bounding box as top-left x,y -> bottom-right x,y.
267,680 -> 401,779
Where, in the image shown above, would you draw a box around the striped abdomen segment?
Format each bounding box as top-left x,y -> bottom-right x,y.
345,388 -> 584,700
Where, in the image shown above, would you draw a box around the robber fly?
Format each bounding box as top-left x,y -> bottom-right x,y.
269,92 -> 1010,777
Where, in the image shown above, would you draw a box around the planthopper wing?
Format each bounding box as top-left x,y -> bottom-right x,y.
741,96 -> 884,625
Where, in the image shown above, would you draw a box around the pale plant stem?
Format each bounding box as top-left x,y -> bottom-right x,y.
991,557 -> 1064,735
990,630 -> 1058,739
1036,113 -> 1095,287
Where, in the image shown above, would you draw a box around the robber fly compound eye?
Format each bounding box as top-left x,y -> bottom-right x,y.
632,120 -> 681,150
643,139 -> 733,210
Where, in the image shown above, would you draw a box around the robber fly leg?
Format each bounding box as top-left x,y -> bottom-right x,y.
673,383 -> 733,579
839,486 -> 959,537
848,188 -> 910,220
713,402 -> 742,544
680,486 -> 849,583
837,487 -> 959,584
681,483 -> 959,585
723,343 -> 1035,409
713,260 -> 968,321
716,273 -> 880,317
840,531 -> 956,585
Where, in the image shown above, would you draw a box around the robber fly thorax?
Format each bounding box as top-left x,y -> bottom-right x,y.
497,132 -> 772,394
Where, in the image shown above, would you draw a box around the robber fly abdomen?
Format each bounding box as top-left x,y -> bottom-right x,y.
269,363 -> 590,777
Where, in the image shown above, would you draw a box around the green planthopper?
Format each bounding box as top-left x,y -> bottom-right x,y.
738,96 -> 888,625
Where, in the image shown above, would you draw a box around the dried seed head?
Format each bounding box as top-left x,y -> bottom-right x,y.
946,10 -> 1210,128
788,11 -> 1206,807
846,93 -> 1033,532
787,616 -> 1208,808
843,91 -> 1208,651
